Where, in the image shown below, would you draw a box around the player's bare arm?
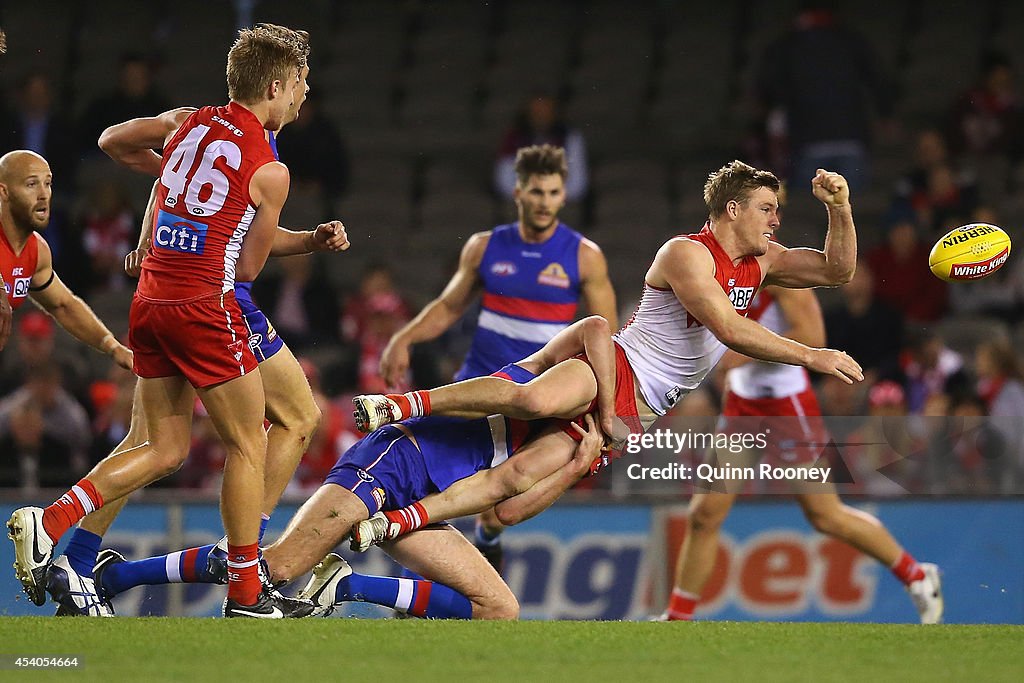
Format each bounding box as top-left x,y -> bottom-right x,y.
761,169 -> 856,288
654,238 -> 862,383
578,238 -> 618,327
98,107 -> 196,176
234,161 -> 290,283
0,274 -> 11,351
717,285 -> 825,372
269,220 -> 351,256
493,415 -> 605,526
29,237 -> 132,370
379,231 -> 490,387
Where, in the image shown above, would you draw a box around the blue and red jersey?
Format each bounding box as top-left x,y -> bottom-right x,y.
457,222 -> 583,379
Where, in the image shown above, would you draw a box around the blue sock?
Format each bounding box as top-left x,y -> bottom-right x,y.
336,572 -> 473,619
259,514 -> 270,543
475,520 -> 503,547
101,543 -> 219,597
65,528 -> 102,578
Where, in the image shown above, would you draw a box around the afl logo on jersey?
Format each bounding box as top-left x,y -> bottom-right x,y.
491,261 -> 517,276
538,262 -> 570,288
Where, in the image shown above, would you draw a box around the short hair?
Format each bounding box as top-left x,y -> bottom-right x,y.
226,25 -> 309,104
514,144 -> 568,186
703,160 -> 781,218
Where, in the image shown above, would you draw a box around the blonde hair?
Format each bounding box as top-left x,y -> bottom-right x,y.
226,25 -> 309,104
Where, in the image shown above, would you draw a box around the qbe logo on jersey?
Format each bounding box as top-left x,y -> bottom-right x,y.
154,209 -> 208,255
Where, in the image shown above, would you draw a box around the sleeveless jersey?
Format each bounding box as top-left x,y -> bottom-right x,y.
726,290 -> 810,399
614,224 -> 762,415
0,226 -> 40,310
137,102 -> 277,301
457,222 -> 583,380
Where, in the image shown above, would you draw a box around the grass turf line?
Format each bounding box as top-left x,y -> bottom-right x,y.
0,618 -> 1021,682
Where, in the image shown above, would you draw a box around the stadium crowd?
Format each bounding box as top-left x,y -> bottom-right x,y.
1,0 -> 1023,497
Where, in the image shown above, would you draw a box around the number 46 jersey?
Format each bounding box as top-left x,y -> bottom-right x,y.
138,102 -> 277,301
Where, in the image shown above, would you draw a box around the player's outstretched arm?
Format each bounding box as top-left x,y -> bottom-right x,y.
493,415 -> 604,526
379,232 -> 488,387
269,220 -> 351,257
98,107 -> 195,177
763,169 -> 856,288
0,274 -> 11,351
657,238 -> 863,384
29,237 -> 132,369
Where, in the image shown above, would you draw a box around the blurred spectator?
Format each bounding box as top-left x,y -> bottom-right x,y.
899,328 -> 966,414
0,310 -> 89,397
78,52 -> 170,154
866,216 -> 948,322
275,90 -> 350,217
251,255 -> 340,352
76,179 -> 138,294
88,362 -> 137,463
845,380 -> 920,496
824,260 -> 904,381
494,93 -> 589,202
0,365 -> 91,487
891,129 -> 978,234
947,50 -> 1023,164
0,73 -> 77,186
974,338 -> 1024,417
754,0 -> 894,191
341,264 -> 412,393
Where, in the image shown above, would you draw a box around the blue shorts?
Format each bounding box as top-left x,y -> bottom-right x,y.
235,282 -> 284,362
324,425 -> 440,515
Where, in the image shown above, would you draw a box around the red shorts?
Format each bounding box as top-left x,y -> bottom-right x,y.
561,342 -> 645,473
129,291 -> 258,389
721,386 -> 829,466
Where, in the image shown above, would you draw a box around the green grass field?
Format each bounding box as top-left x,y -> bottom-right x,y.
0,618 -> 1021,682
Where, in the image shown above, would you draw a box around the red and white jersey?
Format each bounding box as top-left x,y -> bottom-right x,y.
726,290 -> 810,400
137,102 -> 277,301
614,224 -> 762,415
0,225 -> 40,310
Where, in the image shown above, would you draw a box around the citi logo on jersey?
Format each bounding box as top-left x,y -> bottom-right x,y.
155,210 -> 208,255
491,261 -> 517,276
538,262 -> 570,288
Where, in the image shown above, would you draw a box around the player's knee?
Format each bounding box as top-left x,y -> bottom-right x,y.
494,459 -> 535,498
511,384 -> 556,420
687,504 -> 727,535
275,398 -> 322,440
474,592 -> 519,620
149,446 -> 189,478
804,506 -> 842,536
224,429 -> 269,463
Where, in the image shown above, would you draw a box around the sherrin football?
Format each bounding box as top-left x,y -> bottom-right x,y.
928,223 -> 1011,282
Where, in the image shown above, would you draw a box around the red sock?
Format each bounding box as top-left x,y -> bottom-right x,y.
227,542 -> 262,605
890,551 -> 926,585
387,391 -> 431,420
41,479 -> 103,543
383,502 -> 430,536
665,587 -> 699,621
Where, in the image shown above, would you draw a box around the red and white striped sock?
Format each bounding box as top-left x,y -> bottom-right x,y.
42,479 -> 104,544
665,587 -> 699,621
226,542 -> 262,606
386,391 -> 431,420
382,502 -> 430,537
890,551 -> 926,585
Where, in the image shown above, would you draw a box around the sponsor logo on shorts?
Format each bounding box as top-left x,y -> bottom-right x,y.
491,261 -> 517,276
247,333 -> 263,350
266,321 -> 277,341
371,487 -> 386,509
666,386 -> 683,406
154,210 -> 208,255
538,262 -> 570,288
357,468 -> 374,483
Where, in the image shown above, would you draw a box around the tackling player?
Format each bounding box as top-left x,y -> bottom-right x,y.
662,285 -> 943,623
349,162 -> 865,548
